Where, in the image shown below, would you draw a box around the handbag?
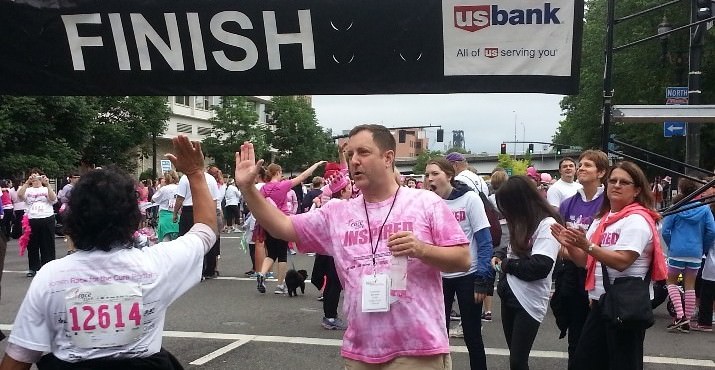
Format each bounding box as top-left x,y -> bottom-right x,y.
598,263 -> 654,329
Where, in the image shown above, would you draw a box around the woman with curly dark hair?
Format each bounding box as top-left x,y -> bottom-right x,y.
0,136 -> 217,370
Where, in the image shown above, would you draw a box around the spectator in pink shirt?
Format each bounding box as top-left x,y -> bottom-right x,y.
236,124 -> 470,369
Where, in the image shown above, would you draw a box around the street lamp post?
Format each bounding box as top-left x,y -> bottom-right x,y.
513,110 -> 517,157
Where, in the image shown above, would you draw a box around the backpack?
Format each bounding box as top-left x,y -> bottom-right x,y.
465,178 -> 502,246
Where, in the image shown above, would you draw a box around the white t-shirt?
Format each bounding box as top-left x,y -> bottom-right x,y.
23,186 -> 55,219
546,179 -> 582,207
151,183 -> 178,212
454,170 -> 489,194
586,213 -> 654,300
224,185 -> 241,206
6,223 -> 216,363
216,183 -> 227,210
506,217 -> 559,322
10,188 -> 26,211
443,191 -> 491,279
175,173 -> 219,207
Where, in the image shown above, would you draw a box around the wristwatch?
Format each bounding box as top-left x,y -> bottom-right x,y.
587,244 -> 596,253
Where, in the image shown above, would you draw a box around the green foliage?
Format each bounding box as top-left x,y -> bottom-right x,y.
0,96 -> 95,177
555,0 -> 715,170
266,96 -> 337,172
139,168 -> 155,181
83,96 -> 170,172
497,154 -> 529,175
202,96 -> 265,175
0,96 -> 169,178
413,150 -> 445,174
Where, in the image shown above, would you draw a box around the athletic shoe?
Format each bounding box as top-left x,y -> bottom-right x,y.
667,316 -> 689,332
317,296 -> 324,301
481,312 -> 492,322
449,310 -> 461,321
256,274 -> 266,293
322,317 -> 347,330
306,253 -> 316,257
244,270 -> 255,277
449,325 -> 464,338
265,272 -> 275,279
26,270 -> 36,278
274,285 -> 287,294
677,323 -> 690,333
289,249 -> 297,255
690,323 -> 713,332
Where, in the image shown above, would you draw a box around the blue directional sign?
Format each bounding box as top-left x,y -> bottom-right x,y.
664,122 -> 686,137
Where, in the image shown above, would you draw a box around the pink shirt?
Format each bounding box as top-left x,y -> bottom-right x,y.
291,188 -> 469,363
260,180 -> 294,215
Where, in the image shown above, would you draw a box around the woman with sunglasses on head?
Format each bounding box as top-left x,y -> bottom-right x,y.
551,161 -> 667,370
550,150 -> 609,370
425,158 -> 493,370
492,176 -> 561,370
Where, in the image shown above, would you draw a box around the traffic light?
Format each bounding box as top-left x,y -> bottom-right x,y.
500,143 -> 507,154
437,129 -> 444,142
528,143 -> 534,154
697,0 -> 713,19
398,130 -> 406,143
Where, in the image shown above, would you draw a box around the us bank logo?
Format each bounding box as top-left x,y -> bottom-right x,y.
453,3 -> 562,32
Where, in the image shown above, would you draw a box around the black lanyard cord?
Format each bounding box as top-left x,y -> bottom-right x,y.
363,187 -> 400,267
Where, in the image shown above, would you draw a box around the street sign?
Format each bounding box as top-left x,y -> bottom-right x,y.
506,168 -> 513,176
664,87 -> 688,137
664,122 -> 686,137
160,159 -> 172,173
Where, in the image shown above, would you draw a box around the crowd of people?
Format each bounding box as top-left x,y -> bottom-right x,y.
0,124 -> 714,370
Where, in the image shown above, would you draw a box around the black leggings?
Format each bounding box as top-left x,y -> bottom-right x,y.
443,274 -> 487,370
698,279 -> 715,327
27,216 -> 56,272
265,232 -> 288,262
224,205 -> 239,227
573,301 -> 646,370
312,254 -> 342,318
499,278 -> 541,370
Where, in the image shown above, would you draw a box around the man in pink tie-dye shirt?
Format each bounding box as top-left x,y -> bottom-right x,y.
235,124 -> 470,369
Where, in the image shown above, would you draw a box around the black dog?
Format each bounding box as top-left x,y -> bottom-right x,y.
285,269 -> 308,297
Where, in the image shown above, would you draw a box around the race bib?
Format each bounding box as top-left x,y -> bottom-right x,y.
29,201 -> 47,214
65,284 -> 143,348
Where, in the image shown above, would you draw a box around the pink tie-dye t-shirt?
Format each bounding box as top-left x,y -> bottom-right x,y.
291,187 -> 469,363
260,180 -> 293,215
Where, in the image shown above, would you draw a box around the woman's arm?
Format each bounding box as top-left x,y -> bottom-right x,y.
290,161 -> 327,188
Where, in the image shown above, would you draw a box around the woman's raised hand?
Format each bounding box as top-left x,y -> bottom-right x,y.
235,141 -> 264,189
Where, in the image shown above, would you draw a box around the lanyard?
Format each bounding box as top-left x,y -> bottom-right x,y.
363,187 -> 400,269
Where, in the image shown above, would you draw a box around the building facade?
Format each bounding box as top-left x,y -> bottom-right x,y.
137,96 -> 271,177
336,127 -> 429,159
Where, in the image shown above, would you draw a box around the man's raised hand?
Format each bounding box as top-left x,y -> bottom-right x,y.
165,135 -> 205,176
235,141 -> 264,189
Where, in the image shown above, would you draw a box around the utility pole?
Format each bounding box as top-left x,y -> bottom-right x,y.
686,0 -> 704,174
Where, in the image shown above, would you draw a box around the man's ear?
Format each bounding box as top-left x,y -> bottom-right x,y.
383,150 -> 395,168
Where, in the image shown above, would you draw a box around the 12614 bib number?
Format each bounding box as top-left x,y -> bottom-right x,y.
68,302 -> 141,331
65,283 -> 144,348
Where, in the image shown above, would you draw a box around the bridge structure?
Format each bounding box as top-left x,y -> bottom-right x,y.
395,150 -> 583,176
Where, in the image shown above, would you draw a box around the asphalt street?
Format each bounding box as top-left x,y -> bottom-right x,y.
1,231 -> 714,369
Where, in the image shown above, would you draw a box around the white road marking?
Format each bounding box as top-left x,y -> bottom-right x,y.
189,339 -> 248,365
1,325 -> 711,367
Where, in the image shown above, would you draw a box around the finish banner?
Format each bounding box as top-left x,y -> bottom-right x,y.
0,0 -> 583,95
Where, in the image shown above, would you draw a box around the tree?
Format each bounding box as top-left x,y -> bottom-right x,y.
554,0 -> 715,171
445,147 -> 470,154
413,150 -> 444,174
266,96 -> 337,172
497,154 -> 529,176
202,96 -> 265,175
0,96 -> 96,177
81,96 -> 170,173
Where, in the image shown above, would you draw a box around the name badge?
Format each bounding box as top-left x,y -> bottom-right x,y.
361,274 -> 390,312
389,256 -> 408,292
65,283 -> 144,348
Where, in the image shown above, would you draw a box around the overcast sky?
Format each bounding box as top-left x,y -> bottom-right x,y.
312,93 -> 565,155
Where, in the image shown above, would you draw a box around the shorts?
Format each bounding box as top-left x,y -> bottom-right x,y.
344,354 -> 451,370
265,232 -> 288,262
667,258 -> 702,270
